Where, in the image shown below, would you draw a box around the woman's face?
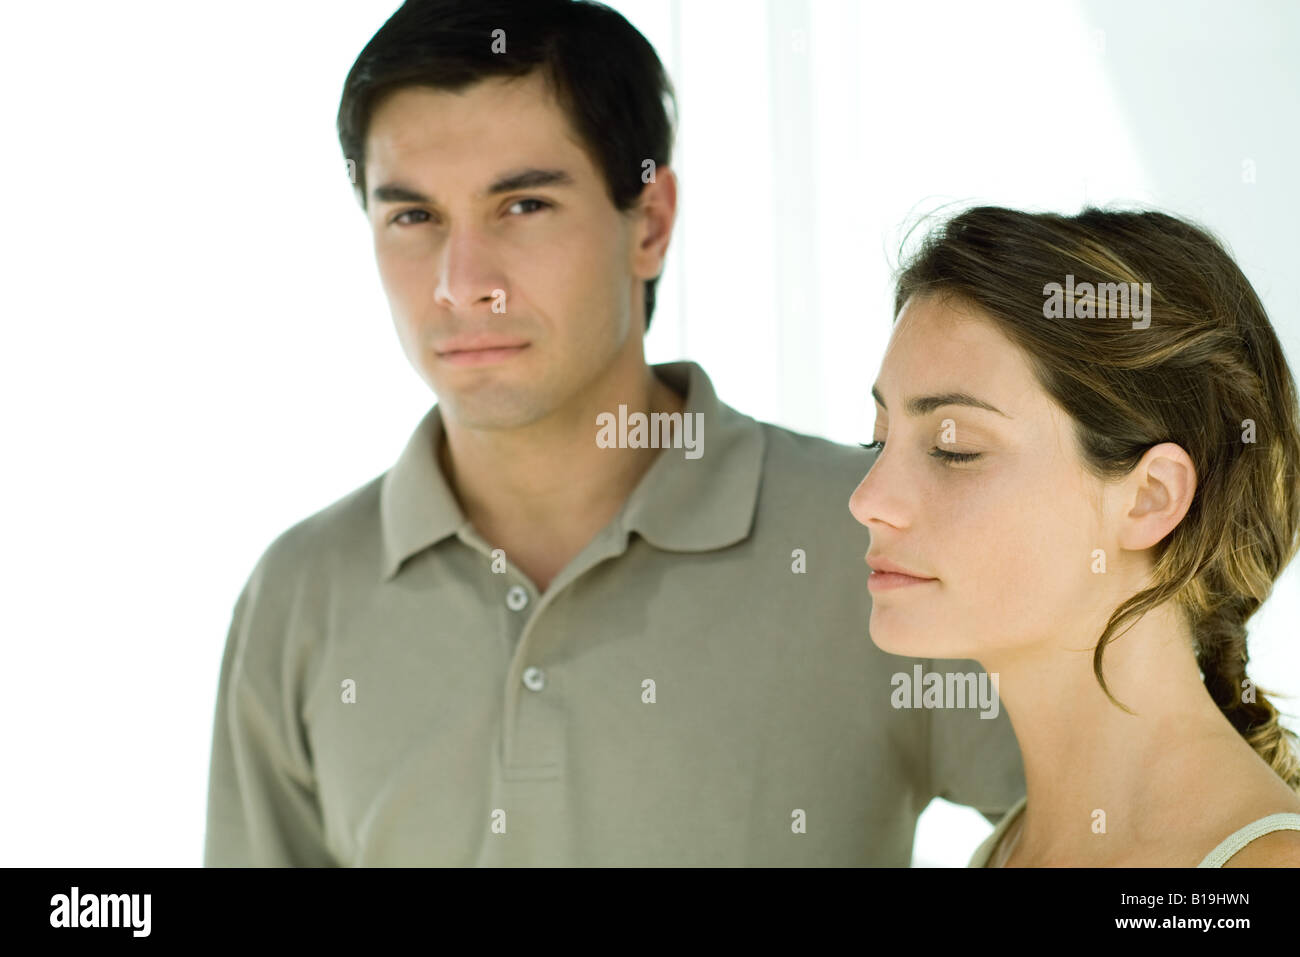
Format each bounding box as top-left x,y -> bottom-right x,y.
849,293 -> 1114,660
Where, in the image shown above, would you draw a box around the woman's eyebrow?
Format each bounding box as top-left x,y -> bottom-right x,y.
871,384 -> 1011,418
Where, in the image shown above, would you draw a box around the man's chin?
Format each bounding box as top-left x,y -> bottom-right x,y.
434,388 -> 551,432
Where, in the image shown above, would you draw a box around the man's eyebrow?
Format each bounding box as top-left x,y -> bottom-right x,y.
485,167 -> 574,195
871,384 -> 1011,418
370,168 -> 575,205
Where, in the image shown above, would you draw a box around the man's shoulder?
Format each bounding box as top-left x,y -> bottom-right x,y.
724,414 -> 875,544
753,417 -> 876,491
244,471 -> 389,592
218,473 -> 392,706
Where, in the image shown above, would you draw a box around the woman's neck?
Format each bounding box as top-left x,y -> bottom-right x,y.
982,601 -> 1253,866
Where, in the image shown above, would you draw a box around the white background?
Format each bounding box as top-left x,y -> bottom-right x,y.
1,0 -> 1296,866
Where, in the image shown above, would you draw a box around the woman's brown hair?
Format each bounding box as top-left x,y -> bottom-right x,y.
894,205 -> 1300,791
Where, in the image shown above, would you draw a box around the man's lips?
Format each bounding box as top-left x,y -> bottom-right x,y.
435,342 -> 530,366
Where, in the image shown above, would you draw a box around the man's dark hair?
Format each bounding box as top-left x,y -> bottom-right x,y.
338,0 -> 678,331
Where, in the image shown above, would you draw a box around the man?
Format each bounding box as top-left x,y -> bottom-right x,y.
203,0 -> 1024,866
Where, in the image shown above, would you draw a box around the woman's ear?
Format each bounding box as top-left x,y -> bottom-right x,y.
1114,442 -> 1198,551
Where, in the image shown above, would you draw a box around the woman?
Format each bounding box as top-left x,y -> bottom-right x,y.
849,206 -> 1300,866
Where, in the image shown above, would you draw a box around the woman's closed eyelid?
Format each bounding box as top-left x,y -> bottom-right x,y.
857,439 -> 983,464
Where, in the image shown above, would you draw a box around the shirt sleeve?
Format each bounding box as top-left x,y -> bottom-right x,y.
924,657 -> 1026,826
203,552 -> 336,867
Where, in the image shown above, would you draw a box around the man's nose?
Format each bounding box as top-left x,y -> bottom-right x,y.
432,225 -> 505,312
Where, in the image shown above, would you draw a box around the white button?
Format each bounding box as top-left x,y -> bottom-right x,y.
506,585 -> 529,611
522,666 -> 546,692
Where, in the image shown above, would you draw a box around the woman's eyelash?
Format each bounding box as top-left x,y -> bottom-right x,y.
931,449 -> 981,463
858,440 -> 981,464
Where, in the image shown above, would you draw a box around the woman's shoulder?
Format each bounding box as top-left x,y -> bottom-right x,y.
967,795 -> 1026,868
1196,779 -> 1300,867
1180,741 -> 1300,867
1213,814 -> 1300,867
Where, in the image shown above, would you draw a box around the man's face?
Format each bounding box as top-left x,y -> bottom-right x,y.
364,71 -> 654,429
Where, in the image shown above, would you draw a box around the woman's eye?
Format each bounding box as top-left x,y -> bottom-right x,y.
930,448 -> 981,463
508,198 -> 551,216
858,440 -> 981,464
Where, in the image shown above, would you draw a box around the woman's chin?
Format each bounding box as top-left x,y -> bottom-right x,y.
871,632 -> 933,657
868,614 -> 974,659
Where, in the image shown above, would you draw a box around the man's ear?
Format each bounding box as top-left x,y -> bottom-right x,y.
629,166 -> 677,282
1113,442 -> 1198,550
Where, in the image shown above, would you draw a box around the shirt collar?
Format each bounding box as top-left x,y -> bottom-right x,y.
379,360 -> 766,580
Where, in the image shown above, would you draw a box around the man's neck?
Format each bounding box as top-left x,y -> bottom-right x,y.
436,361 -> 686,590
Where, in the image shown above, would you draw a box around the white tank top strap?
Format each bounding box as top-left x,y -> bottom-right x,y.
1197,813 -> 1300,868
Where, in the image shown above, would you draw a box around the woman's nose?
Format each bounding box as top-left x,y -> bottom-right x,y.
848,449 -> 901,530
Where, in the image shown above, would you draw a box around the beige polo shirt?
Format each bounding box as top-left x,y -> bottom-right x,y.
203,359 -> 1025,866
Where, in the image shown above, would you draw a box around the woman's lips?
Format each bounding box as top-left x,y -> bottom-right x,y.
867,570 -> 937,591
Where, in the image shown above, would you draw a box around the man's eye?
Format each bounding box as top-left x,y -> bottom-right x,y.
392,209 -> 431,226
508,198 -> 551,216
